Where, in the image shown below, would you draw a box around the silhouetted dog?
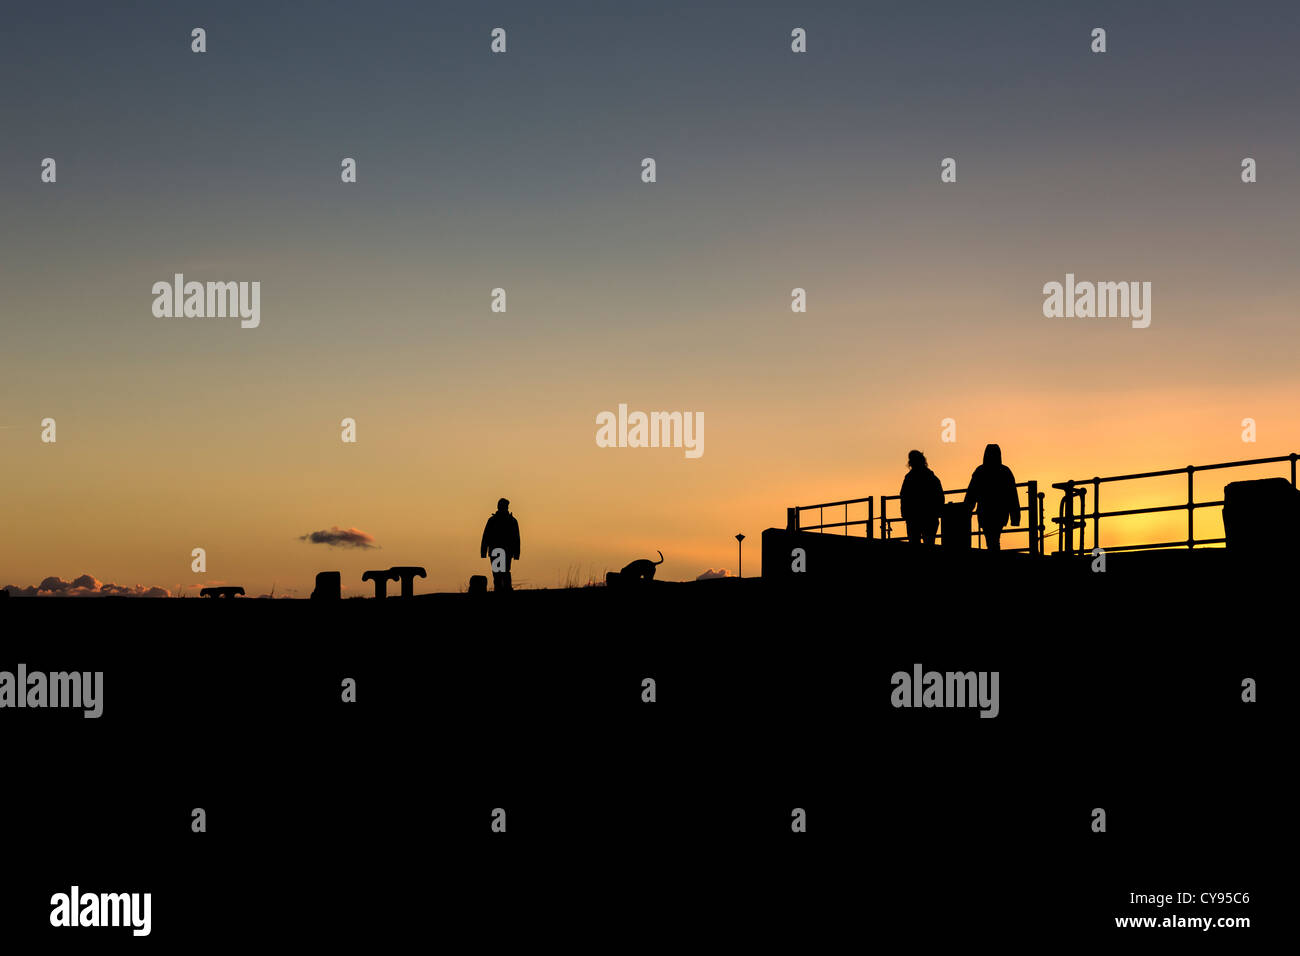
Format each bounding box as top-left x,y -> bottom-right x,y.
618,551 -> 663,582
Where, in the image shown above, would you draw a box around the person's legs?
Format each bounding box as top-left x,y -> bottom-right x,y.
490,554 -> 514,591
906,520 -> 922,544
982,523 -> 1002,551
923,518 -> 939,546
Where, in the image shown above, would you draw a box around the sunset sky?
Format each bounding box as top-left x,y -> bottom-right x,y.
2,1 -> 1297,595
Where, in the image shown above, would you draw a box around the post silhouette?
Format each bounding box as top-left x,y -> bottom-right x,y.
199,586 -> 244,598
361,568 -> 399,599
310,571 -> 341,600
388,566 -> 426,598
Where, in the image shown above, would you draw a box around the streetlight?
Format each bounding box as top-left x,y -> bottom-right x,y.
736,533 -> 745,579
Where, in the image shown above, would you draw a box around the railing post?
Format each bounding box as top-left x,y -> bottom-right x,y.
1291,453 -> 1297,489
881,497 -> 889,539
1078,489 -> 1087,554
786,507 -> 799,532
1092,478 -> 1101,553
1037,492 -> 1045,554
1063,482 -> 1074,555
1027,481 -> 1039,556
868,497 -> 874,539
1187,465 -> 1195,548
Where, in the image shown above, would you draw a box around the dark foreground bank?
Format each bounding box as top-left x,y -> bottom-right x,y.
0,549 -> 1281,946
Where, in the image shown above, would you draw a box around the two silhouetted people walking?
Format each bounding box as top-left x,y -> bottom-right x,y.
481,498 -> 521,591
964,444 -> 1021,551
901,450 -> 945,545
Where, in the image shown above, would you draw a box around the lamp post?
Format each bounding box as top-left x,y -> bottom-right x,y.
736,533 -> 745,579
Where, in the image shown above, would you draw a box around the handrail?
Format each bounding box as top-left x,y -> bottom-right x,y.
786,484 -> 1047,555
1051,453 -> 1298,556
787,496 -> 874,538
881,482 -> 1045,555
785,452 -> 1300,558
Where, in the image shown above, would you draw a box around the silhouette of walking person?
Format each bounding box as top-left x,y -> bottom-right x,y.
963,444 -> 1021,551
480,498 -> 521,591
900,450 -> 944,545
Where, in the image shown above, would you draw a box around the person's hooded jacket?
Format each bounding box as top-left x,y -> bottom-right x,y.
963,444 -> 1021,529
481,510 -> 520,560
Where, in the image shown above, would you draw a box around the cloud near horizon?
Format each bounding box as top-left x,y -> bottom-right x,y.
298,526 -> 378,549
696,568 -> 733,580
3,574 -> 170,598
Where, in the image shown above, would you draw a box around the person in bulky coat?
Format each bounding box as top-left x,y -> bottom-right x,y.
481,498 -> 521,591
900,450 -> 945,545
963,444 -> 1021,551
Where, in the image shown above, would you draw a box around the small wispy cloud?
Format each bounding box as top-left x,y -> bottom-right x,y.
298,526 -> 378,549
696,568 -> 733,581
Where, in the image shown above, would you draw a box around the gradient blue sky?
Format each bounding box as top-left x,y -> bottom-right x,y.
2,1 -> 1297,594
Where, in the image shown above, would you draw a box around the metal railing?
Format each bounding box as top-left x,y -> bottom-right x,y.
881,482 -> 1045,555
1052,453 -> 1299,556
786,484 -> 1047,555
787,496 -> 874,537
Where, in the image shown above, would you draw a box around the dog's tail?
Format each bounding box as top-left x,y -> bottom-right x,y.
654,550 -> 664,565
